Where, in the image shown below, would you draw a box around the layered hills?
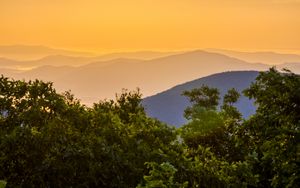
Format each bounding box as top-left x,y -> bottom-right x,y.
0,46 -> 299,106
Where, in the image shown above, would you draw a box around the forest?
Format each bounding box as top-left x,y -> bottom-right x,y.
0,68 -> 299,187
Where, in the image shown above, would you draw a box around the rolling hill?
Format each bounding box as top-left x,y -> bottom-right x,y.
2,50 -> 269,105
142,71 -> 259,127
0,45 -> 180,69
206,49 -> 300,65
0,45 -> 94,60
0,55 -> 95,69
2,49 -> 299,106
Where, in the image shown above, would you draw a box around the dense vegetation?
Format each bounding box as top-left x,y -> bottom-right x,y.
0,68 -> 299,187
143,71 -> 259,126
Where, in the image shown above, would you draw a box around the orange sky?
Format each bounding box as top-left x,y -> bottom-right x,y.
1,0 -> 300,53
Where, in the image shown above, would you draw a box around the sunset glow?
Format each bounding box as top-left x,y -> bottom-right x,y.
1,0 -> 300,53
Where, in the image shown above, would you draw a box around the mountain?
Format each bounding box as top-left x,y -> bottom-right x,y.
206,49 -> 300,65
0,67 -> 22,75
278,62 -> 300,73
0,57 -> 22,69
0,45 -> 180,61
0,54 -> 146,69
0,55 -> 96,69
0,48 -> 179,69
2,47 -> 300,70
19,65 -> 76,82
1,50 -> 270,105
93,51 -> 181,61
142,71 -> 259,127
0,45 -> 94,60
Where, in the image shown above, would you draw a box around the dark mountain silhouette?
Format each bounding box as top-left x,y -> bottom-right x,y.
142,71 -> 259,127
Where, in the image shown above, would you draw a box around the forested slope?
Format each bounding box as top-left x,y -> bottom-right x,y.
0,68 -> 299,187
143,71 -> 259,126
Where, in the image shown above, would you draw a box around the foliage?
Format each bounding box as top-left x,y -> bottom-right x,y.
0,68 -> 299,187
0,180 -> 6,188
241,68 -> 300,187
181,86 -> 241,161
137,162 -> 188,188
182,85 -> 220,119
0,77 -> 176,187
221,88 -> 242,121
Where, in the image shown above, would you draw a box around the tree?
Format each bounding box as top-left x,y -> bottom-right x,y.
1,68 -> 299,187
240,68 -> 300,187
0,180 -> 6,188
87,89 -> 178,187
221,88 -> 242,121
0,77 -> 68,187
137,162 -> 188,188
182,85 -> 220,119
0,78 -> 178,187
181,86 -> 241,160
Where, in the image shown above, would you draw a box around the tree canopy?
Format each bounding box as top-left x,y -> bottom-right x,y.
0,68 -> 299,187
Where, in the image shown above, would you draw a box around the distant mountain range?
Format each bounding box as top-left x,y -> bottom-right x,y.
1,45 -> 300,68
142,71 -> 259,127
0,45 -> 94,60
0,45 -> 179,68
0,45 -> 300,105
206,49 -> 300,65
1,50 -> 271,104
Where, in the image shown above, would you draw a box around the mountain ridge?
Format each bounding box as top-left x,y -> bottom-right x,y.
2,50 -> 300,105
206,48 -> 300,65
142,71 -> 259,127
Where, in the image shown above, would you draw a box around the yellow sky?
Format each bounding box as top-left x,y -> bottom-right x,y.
1,0 -> 300,53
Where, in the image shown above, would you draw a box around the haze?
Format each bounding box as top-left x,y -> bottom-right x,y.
1,0 -> 300,104
1,0 -> 300,53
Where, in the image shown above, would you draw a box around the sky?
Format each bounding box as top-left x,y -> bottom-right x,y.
1,0 -> 300,53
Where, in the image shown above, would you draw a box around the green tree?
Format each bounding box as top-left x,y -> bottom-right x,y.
0,77 -> 68,186
0,77 -> 179,187
87,89 -> 178,187
178,85 -> 259,187
1,68 -> 299,187
221,88 -> 242,121
240,68 -> 300,187
182,85 -> 220,119
181,86 -> 241,160
0,180 -> 6,188
137,162 -> 188,188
